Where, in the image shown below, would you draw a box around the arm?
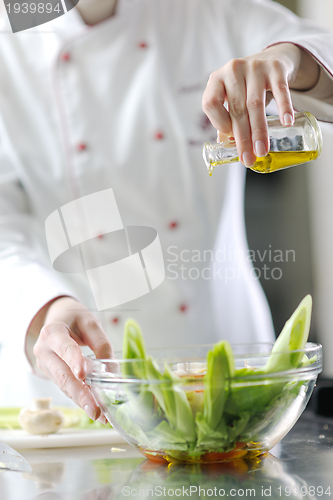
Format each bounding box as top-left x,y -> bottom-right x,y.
0,172 -> 112,422
0,176 -> 74,357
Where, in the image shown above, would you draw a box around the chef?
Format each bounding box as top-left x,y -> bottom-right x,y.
0,0 -> 332,423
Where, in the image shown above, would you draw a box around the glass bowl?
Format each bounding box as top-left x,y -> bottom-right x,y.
85,342 -> 322,464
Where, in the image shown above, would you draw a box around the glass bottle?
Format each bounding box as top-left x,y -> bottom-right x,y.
203,111 -> 323,176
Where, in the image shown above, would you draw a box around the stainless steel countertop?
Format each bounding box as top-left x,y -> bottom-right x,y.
1,411 -> 332,500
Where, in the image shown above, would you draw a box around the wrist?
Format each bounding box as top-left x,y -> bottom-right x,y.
25,295 -> 73,372
44,296 -> 79,325
265,42 -> 320,91
290,45 -> 320,91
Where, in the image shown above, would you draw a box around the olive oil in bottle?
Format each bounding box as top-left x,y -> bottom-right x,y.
203,112 -> 322,176
208,150 -> 319,176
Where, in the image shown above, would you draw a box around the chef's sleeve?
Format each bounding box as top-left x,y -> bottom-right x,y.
0,153 -> 74,367
226,0 -> 333,121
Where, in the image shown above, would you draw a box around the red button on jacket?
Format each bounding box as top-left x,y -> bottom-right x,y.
61,52 -> 70,61
77,142 -> 87,151
155,131 -> 164,140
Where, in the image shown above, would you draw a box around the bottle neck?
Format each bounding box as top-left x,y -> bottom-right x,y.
203,140 -> 239,174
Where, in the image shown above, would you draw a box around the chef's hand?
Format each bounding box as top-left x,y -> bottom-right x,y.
32,297 -> 114,423
202,43 -> 320,167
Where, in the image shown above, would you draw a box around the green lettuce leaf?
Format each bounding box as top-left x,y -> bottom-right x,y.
116,403 -> 150,446
195,412 -> 229,449
147,420 -> 188,451
145,360 -> 196,444
264,294 -> 312,373
122,319 -> 147,379
201,341 -> 235,430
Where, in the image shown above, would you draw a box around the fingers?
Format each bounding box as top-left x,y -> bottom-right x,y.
98,414 -> 108,425
246,67 -> 269,159
33,298 -> 114,421
224,60 -> 255,166
202,72 -> 232,136
43,297 -> 114,378
35,349 -> 102,421
37,316 -> 113,382
270,67 -> 294,127
39,323 -> 86,379
76,315 -> 114,366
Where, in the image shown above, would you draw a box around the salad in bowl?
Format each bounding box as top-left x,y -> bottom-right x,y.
85,295 -> 322,463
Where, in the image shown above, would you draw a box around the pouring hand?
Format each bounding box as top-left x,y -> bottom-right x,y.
202,43 -> 320,167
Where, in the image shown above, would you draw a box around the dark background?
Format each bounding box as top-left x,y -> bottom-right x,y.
245,0 -> 315,339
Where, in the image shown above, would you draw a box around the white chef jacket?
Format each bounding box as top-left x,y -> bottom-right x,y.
0,0 -> 333,406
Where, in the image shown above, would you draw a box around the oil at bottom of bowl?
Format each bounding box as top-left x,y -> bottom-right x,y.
136,444 -> 265,464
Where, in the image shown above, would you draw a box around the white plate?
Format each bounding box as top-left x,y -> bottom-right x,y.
0,428 -> 127,449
